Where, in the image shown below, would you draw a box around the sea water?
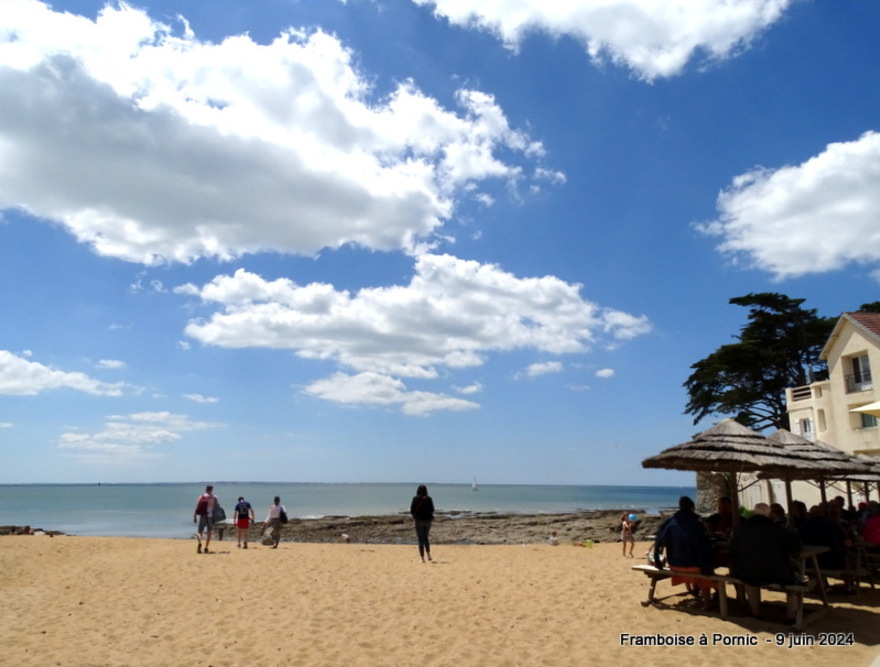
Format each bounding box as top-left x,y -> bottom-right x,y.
0,482 -> 693,539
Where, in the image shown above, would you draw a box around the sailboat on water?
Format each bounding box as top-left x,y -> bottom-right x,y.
472,476 -> 478,492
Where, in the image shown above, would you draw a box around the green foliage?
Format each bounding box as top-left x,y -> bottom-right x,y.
683,293 -> 836,432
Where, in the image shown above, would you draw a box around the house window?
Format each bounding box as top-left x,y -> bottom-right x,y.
799,418 -> 813,439
845,354 -> 873,393
861,413 -> 878,429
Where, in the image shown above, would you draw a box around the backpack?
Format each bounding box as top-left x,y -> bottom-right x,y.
195,498 -> 208,516
212,503 -> 226,523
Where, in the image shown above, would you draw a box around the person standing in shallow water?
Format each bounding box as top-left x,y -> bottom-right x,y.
410,484 -> 435,562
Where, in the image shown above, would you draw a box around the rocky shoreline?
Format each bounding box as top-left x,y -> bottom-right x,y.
2,509 -> 673,545
237,508 -> 672,546
0,525 -> 64,536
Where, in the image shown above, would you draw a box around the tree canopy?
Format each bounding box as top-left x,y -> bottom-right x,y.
683,293 -> 836,432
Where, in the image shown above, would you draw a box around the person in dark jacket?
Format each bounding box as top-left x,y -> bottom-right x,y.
653,496 -> 716,608
410,484 -> 435,563
798,504 -> 847,569
730,503 -> 802,620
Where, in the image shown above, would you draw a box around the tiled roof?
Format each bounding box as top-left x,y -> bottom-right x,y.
845,312 -> 880,341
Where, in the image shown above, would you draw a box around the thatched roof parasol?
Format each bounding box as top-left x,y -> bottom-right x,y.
640,419 -> 877,521
755,429 -> 878,507
642,419 -> 789,524
641,419 -> 832,475
762,429 -> 873,476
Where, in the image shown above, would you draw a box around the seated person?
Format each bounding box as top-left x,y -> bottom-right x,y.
862,501 -> 880,553
798,504 -> 847,570
789,500 -> 809,531
769,503 -> 787,526
654,496 -> 716,609
730,503 -> 802,622
704,496 -> 734,539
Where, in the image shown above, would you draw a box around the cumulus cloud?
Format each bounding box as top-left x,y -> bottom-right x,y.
454,382 -> 483,395
595,368 -> 615,378
0,1 -> 553,263
177,254 -> 649,413
58,411 -> 222,463
96,359 -> 126,370
699,131 -> 880,280
184,393 -> 219,404
412,0 -> 793,80
0,350 -> 128,396
521,361 -> 563,378
304,372 -> 479,416
179,252 -> 650,382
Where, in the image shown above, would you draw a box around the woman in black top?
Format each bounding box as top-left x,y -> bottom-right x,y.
410,484 -> 435,562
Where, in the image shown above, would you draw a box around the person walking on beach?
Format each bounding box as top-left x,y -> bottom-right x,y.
410,484 -> 434,563
234,496 -> 255,549
193,485 -> 218,554
264,496 -> 287,549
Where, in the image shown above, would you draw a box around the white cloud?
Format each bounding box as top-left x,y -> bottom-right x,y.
0,422 -> 12,428
412,0 -> 793,80
96,359 -> 126,370
0,1 -> 554,263
58,411 -> 222,463
454,382 -> 483,395
595,368 -> 615,378
0,350 -> 128,396
304,372 -> 479,416
179,253 -> 649,413
522,361 -> 563,378
180,253 -> 651,378
184,393 -> 219,404
699,131 -> 880,280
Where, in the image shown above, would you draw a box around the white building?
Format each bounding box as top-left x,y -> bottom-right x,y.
740,312 -> 880,509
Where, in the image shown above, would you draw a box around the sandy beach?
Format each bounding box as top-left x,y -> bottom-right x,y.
2,527 -> 879,666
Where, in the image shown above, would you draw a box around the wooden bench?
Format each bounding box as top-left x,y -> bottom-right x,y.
819,567 -> 874,591
632,564 -> 822,630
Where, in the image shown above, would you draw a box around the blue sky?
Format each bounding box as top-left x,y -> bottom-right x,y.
1,0 -> 878,485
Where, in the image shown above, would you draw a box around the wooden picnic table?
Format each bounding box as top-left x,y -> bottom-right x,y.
633,545 -> 831,630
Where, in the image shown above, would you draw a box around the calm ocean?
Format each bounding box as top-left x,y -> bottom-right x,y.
0,482 -> 694,539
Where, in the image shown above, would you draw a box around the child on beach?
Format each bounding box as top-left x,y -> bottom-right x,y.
620,513 -> 635,557
548,530 -> 559,546
234,496 -> 255,549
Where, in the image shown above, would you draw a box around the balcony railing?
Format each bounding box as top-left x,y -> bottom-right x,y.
789,385 -> 813,401
845,370 -> 873,393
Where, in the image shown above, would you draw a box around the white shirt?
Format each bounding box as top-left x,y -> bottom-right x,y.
265,503 -> 286,522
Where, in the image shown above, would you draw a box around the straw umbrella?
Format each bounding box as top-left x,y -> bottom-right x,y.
758,429 -> 878,512
826,454 -> 880,504
641,419 -> 832,526
643,420 -> 876,514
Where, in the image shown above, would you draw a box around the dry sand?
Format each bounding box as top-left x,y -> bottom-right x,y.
2,531 -> 879,666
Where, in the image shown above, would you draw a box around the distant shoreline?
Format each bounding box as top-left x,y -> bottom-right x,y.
2,508 -> 674,545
